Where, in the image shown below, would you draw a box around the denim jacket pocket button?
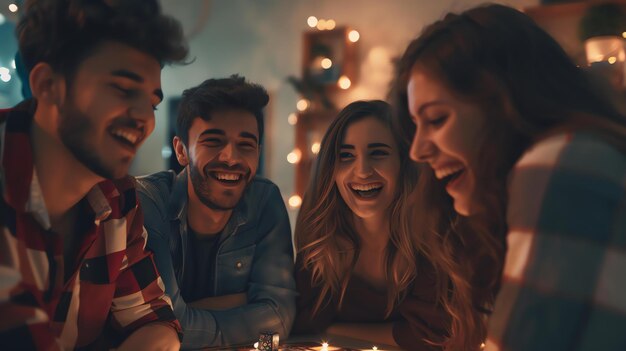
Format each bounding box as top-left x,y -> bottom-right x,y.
235,261 -> 243,270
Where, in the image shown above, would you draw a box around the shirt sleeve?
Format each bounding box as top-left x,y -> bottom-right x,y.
486,134 -> 626,351
109,198 -> 182,340
0,238 -> 61,350
210,184 -> 297,345
0,111 -> 60,349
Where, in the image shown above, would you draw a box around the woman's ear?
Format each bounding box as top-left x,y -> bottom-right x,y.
173,136 -> 189,167
29,62 -> 66,106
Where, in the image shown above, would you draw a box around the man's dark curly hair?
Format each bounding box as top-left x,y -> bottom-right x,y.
17,0 -> 189,77
177,75 -> 269,146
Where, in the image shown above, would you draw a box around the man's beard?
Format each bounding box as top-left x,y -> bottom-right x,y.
189,159 -> 251,211
58,99 -> 124,180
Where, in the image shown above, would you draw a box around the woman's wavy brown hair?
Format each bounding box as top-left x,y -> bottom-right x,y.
294,100 -> 422,319
393,4 -> 626,350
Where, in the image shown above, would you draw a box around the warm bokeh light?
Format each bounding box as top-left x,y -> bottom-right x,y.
372,347 -> 378,351
623,32 -> 626,39
368,46 -> 391,65
348,30 -> 360,42
288,113 -> 298,125
321,58 -> 332,69
311,142 -> 321,154
326,19 -> 336,30
8,3 -> 18,12
585,37 -> 626,64
316,19 -> 327,30
287,149 -> 302,164
296,99 -> 309,111
288,195 -> 302,208
161,146 -> 172,159
0,67 -> 10,83
338,75 -> 351,89
307,16 -> 318,28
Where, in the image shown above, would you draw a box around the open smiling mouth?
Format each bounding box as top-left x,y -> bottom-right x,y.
350,183 -> 383,198
109,126 -> 143,150
437,165 -> 465,188
208,171 -> 244,185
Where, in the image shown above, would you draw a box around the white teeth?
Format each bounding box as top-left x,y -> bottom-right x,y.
351,183 -> 382,191
111,128 -> 139,144
215,172 -> 240,181
435,165 -> 464,179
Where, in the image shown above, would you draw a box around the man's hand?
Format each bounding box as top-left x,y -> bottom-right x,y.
116,322 -> 180,351
188,293 -> 247,310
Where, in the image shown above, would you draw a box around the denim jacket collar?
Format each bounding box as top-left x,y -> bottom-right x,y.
168,168 -> 249,242
168,169 -> 189,222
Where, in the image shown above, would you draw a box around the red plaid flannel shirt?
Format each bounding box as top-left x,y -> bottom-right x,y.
0,100 -> 182,350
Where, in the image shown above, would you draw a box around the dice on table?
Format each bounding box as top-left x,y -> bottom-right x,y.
258,332 -> 279,351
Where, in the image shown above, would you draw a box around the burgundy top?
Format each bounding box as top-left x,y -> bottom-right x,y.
292,256 -> 450,351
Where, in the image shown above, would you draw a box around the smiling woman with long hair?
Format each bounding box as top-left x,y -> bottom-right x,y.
394,4 -> 626,351
292,100 -> 461,350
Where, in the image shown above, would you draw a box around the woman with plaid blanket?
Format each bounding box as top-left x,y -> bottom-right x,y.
394,4 -> 626,351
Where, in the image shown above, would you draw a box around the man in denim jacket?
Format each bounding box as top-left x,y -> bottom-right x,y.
137,76 -> 296,349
